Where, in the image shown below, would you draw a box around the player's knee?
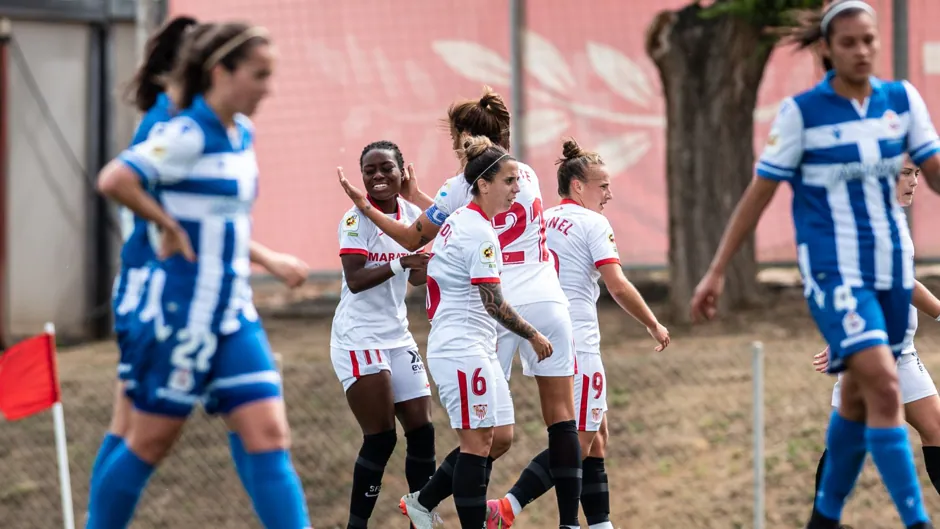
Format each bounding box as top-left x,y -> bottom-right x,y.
126,426 -> 178,464
862,373 -> 902,417
405,423 -> 435,456
362,429 -> 398,464
489,427 -> 513,459
240,414 -> 292,452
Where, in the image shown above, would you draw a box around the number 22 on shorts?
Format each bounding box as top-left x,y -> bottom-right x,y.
167,329 -> 218,393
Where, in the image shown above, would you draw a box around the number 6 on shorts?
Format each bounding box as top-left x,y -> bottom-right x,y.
429,355 -> 500,430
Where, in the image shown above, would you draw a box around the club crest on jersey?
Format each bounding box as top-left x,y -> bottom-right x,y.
479,242 -> 497,264
343,213 -> 360,233
473,404 -> 488,421
883,110 -> 901,132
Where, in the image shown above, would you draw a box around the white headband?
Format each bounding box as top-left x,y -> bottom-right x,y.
821,1 -> 875,36
471,153 -> 510,187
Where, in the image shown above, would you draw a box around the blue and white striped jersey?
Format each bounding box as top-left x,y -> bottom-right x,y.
756,72 -> 940,290
117,95 -> 259,335
112,93 -> 173,331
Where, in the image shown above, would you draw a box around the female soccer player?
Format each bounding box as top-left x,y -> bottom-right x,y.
338,87 -> 585,529
331,140 -> 436,528
399,135 -> 552,529
89,23 -> 312,529
691,2 -> 940,528
485,139 -> 671,529
811,161 -> 940,500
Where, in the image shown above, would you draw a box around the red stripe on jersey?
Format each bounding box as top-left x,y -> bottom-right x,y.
375,350 -> 382,362
578,374 -> 590,431
458,370 -> 471,429
470,277 -> 500,285
594,258 -> 620,268
340,248 -> 368,256
349,351 -> 361,379
364,350 -> 373,365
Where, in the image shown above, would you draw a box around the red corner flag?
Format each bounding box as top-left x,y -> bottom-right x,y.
0,330 -> 61,421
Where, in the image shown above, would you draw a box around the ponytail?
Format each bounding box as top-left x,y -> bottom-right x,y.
125,16 -> 198,112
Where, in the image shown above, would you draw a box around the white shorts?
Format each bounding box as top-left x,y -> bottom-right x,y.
428,354 -> 515,430
497,301 -> 575,380
831,352 -> 939,408
573,352 -> 607,432
331,345 -> 432,404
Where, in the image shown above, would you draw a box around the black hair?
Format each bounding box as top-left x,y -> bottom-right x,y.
359,140 -> 405,171
125,16 -> 198,112
788,1 -> 874,71
462,135 -> 514,196
171,22 -> 271,109
556,138 -> 604,197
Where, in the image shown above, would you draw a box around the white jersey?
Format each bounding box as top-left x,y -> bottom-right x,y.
331,197 -> 423,350
545,200 -> 620,354
424,162 -> 567,307
900,223 -> 917,356
425,203 -> 503,359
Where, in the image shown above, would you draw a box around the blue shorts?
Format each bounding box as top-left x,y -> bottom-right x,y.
807,279 -> 912,373
124,315 -> 282,418
112,264 -> 153,382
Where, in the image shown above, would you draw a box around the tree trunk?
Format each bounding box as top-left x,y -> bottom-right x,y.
645,4 -> 774,323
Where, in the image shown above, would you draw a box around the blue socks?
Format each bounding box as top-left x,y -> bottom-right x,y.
85,441 -> 155,529
815,411 -> 867,520
245,449 -> 311,528
228,432 -> 252,496
89,433 -> 122,492
867,426 -> 929,526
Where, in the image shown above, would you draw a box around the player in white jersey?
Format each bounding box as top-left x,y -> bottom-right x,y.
331,141 -> 437,528
339,87 -> 585,529
90,24 -> 312,529
397,136 -> 552,529
486,139 -> 671,529
810,161 -> 940,504
691,3 -> 940,528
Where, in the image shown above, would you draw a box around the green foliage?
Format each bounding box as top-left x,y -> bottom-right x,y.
699,0 -> 825,30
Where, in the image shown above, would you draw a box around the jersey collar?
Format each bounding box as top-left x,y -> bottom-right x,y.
367,194 -> 401,220
467,201 -> 489,220
817,70 -> 884,95
560,198 -> 581,207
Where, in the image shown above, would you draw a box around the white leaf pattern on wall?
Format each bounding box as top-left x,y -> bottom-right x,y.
524,30 -> 576,95
523,109 -> 570,148
596,132 -> 652,175
405,60 -> 436,100
587,41 -> 654,108
432,40 -> 511,87
372,47 -> 402,99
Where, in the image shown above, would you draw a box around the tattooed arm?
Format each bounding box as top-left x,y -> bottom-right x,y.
477,282 -> 536,338
477,282 -> 554,359
356,206 -> 438,252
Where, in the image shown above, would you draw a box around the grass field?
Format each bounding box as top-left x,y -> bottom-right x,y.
4,277 -> 940,528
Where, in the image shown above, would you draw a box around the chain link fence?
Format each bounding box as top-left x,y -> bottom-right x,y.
6,281 -> 940,528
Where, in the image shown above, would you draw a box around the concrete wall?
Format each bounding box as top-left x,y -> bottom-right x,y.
4,18 -> 137,341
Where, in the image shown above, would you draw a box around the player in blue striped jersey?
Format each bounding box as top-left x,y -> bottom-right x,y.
88,18 -> 201,502
87,23 -> 312,529
691,2 -> 940,528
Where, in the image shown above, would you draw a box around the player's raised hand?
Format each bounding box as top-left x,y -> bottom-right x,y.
813,346 -> 830,373
400,163 -> 421,203
337,166 -> 369,210
647,322 -> 670,352
529,331 -> 554,361
690,271 -> 724,323
159,224 -> 196,262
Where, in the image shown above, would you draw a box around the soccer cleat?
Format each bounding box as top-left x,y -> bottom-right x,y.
400,492 -> 436,529
485,498 -> 514,528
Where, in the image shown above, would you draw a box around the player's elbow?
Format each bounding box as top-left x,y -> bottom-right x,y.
346,280 -> 366,294
96,161 -> 132,200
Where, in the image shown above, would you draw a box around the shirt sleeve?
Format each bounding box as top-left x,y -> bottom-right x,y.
902,80 -> 940,165
755,97 -> 803,181
338,210 -> 373,257
425,178 -> 464,227
468,225 -> 502,285
588,217 -> 621,268
117,116 -> 204,185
